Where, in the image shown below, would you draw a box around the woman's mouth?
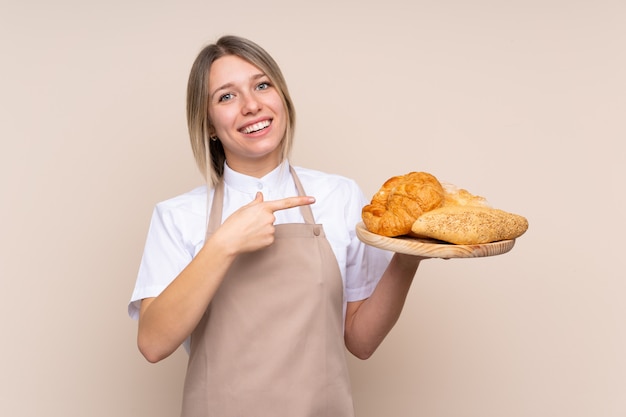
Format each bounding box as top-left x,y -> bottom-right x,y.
240,119 -> 271,134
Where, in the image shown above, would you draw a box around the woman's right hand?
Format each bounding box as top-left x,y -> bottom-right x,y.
212,192 -> 316,255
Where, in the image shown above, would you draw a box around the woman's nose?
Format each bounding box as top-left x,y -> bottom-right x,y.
241,93 -> 261,114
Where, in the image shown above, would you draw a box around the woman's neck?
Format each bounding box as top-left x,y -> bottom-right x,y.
225,156 -> 283,179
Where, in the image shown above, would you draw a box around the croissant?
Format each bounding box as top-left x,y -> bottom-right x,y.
362,172 -> 445,237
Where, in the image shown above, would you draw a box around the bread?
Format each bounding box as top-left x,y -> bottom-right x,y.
410,205 -> 529,244
441,182 -> 490,208
361,172 -> 445,237
362,171 -> 529,244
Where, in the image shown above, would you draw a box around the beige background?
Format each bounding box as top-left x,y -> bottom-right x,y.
1,0 -> 624,416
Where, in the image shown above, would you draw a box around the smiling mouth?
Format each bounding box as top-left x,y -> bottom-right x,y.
240,119 -> 271,134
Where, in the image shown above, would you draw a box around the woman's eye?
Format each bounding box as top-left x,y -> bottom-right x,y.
218,93 -> 234,102
256,81 -> 270,90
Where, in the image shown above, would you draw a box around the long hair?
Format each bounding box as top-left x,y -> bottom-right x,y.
186,35 -> 296,186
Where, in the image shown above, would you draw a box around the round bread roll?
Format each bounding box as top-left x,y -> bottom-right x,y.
441,182 -> 490,208
362,172 -> 445,237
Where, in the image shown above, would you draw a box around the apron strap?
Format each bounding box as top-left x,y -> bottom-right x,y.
289,165 -> 316,225
206,180 -> 224,235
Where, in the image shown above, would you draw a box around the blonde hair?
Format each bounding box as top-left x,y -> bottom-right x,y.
186,35 -> 296,186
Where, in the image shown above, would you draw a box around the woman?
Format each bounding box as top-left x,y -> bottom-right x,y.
129,35 -> 424,416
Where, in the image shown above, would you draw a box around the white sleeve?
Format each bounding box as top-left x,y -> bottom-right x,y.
127,204 -> 195,320
344,182 -> 392,302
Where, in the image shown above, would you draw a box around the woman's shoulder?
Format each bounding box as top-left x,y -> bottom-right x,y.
292,165 -> 366,210
153,185 -> 209,217
292,165 -> 361,191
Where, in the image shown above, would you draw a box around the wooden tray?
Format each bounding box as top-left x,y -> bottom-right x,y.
356,222 -> 515,258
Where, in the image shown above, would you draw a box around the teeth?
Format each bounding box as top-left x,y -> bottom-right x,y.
241,120 -> 270,134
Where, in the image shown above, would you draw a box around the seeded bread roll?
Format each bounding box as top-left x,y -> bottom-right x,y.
410,205 -> 529,245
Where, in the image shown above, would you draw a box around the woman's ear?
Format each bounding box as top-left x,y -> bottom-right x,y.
207,124 -> 217,140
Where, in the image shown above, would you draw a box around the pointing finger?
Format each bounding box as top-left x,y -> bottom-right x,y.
264,196 -> 316,212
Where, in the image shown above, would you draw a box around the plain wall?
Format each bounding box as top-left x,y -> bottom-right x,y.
1,0 -> 624,416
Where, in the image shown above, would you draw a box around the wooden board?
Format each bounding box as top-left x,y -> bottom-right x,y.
355,222 -> 515,258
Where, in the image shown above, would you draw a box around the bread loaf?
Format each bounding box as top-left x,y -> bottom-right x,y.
410,205 -> 528,244
441,182 -> 490,208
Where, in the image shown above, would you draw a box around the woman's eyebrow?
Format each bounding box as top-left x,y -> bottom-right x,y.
209,73 -> 267,99
210,82 -> 233,99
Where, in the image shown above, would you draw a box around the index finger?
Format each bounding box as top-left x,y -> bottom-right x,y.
264,196 -> 316,212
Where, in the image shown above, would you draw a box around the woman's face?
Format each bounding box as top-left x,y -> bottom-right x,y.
207,55 -> 287,176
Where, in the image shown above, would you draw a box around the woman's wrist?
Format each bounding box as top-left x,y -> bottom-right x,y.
392,252 -> 424,273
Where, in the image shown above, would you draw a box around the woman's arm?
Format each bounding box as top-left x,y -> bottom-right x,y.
344,253 -> 423,360
137,234 -> 237,363
137,193 -> 315,363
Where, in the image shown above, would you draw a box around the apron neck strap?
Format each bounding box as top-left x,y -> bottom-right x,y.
289,165 -> 315,225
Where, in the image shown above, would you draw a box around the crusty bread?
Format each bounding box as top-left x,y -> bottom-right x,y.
362,171 -> 529,244
410,205 -> 529,244
441,182 -> 490,208
362,172 -> 445,237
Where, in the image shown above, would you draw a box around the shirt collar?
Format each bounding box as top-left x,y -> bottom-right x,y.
222,160 -> 291,194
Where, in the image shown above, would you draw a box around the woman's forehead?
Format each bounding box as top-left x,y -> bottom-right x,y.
209,56 -> 265,87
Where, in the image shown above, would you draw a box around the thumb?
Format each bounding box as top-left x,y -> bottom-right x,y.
243,192 -> 264,208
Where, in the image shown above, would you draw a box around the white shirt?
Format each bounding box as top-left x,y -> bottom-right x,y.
128,161 -> 391,322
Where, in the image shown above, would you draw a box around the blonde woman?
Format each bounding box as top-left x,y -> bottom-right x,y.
129,35 -> 423,416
